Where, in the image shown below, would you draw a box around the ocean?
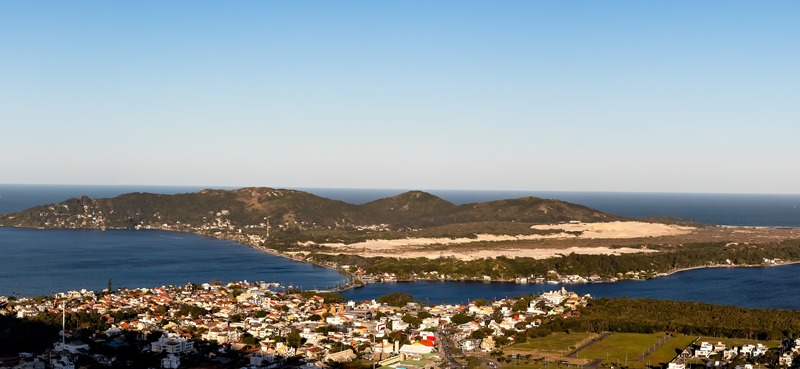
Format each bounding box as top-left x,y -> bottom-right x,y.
3,184 -> 800,226
2,184 -> 800,307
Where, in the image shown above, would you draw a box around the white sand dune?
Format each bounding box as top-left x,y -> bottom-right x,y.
311,221 -> 694,260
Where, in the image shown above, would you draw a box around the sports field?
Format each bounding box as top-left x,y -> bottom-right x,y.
507,332 -> 598,356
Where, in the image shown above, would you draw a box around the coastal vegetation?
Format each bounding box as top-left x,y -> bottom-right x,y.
537,297 -> 800,340
0,314 -> 59,355
307,239 -> 800,280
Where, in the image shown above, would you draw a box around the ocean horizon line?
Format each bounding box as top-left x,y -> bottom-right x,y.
2,183 -> 800,197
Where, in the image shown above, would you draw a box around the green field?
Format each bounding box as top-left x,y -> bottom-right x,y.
508,332 -> 598,356
498,363 -> 576,369
500,333 -> 784,369
642,334 -> 697,365
577,333 -> 666,361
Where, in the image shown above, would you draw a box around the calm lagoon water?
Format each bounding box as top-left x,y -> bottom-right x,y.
0,228 -> 346,297
341,264 -> 800,309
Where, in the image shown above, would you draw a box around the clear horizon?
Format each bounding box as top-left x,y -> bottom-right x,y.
2,183 -> 800,196
3,1 -> 799,193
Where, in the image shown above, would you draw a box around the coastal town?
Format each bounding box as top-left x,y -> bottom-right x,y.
4,192 -> 800,369
0,282 -> 589,369
2,280 -> 797,369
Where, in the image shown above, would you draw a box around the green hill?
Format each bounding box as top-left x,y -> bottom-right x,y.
359,190 -> 458,227
0,188 -> 627,236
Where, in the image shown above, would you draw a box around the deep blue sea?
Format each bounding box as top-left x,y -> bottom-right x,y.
3,184 -> 799,226
2,184 -> 800,308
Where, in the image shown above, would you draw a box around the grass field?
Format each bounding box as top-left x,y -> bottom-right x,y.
499,333 -> 783,369
507,332 -> 598,356
578,333 -> 667,361
643,334 -> 697,365
498,363 -> 578,369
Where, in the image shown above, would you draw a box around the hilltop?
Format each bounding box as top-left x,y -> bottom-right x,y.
0,187 -> 625,233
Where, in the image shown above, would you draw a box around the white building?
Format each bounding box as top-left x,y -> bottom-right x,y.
161,354 -> 180,369
151,333 -> 195,354
540,289 -> 568,305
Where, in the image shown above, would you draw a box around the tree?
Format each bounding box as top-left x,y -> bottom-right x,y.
242,333 -> 258,345
512,298 -> 529,312
287,330 -> 302,349
451,313 -> 474,325
378,293 -> 414,307
470,329 -> 486,339
402,314 -> 421,328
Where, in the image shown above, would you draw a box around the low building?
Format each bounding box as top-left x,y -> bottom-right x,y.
151,333 -> 194,354
324,349 -> 356,363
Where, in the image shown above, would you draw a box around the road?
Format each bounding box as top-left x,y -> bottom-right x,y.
437,327 -> 466,369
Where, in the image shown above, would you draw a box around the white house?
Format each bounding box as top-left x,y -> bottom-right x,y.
754,344 -> 768,357
740,345 -> 755,357
780,353 -> 793,367
151,333 -> 194,354
160,354 -> 180,369
695,343 -> 713,359
723,347 -> 739,361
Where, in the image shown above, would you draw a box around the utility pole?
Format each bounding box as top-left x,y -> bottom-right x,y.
61,299 -> 66,348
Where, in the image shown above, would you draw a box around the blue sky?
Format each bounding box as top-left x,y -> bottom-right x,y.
2,1 -> 798,193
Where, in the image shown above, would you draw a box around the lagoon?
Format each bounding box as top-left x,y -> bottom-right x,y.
4,228 -> 800,310
0,228 -> 347,297
341,264 -> 800,309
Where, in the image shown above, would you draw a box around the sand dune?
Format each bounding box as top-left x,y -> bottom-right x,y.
312,221 -> 693,260
530,221 -> 694,238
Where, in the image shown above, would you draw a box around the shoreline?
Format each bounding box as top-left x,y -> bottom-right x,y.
210,229 -> 800,291
4,225 -> 800,296
662,260 -> 800,278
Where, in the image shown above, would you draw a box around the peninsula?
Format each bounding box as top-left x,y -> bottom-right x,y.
2,187 -> 800,285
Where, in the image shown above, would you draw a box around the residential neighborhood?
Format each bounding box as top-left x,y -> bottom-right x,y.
0,283 -> 589,369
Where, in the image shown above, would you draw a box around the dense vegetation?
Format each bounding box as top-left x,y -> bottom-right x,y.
546,298 -> 800,340
0,314 -> 59,355
377,292 -> 415,307
307,239 -> 800,279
